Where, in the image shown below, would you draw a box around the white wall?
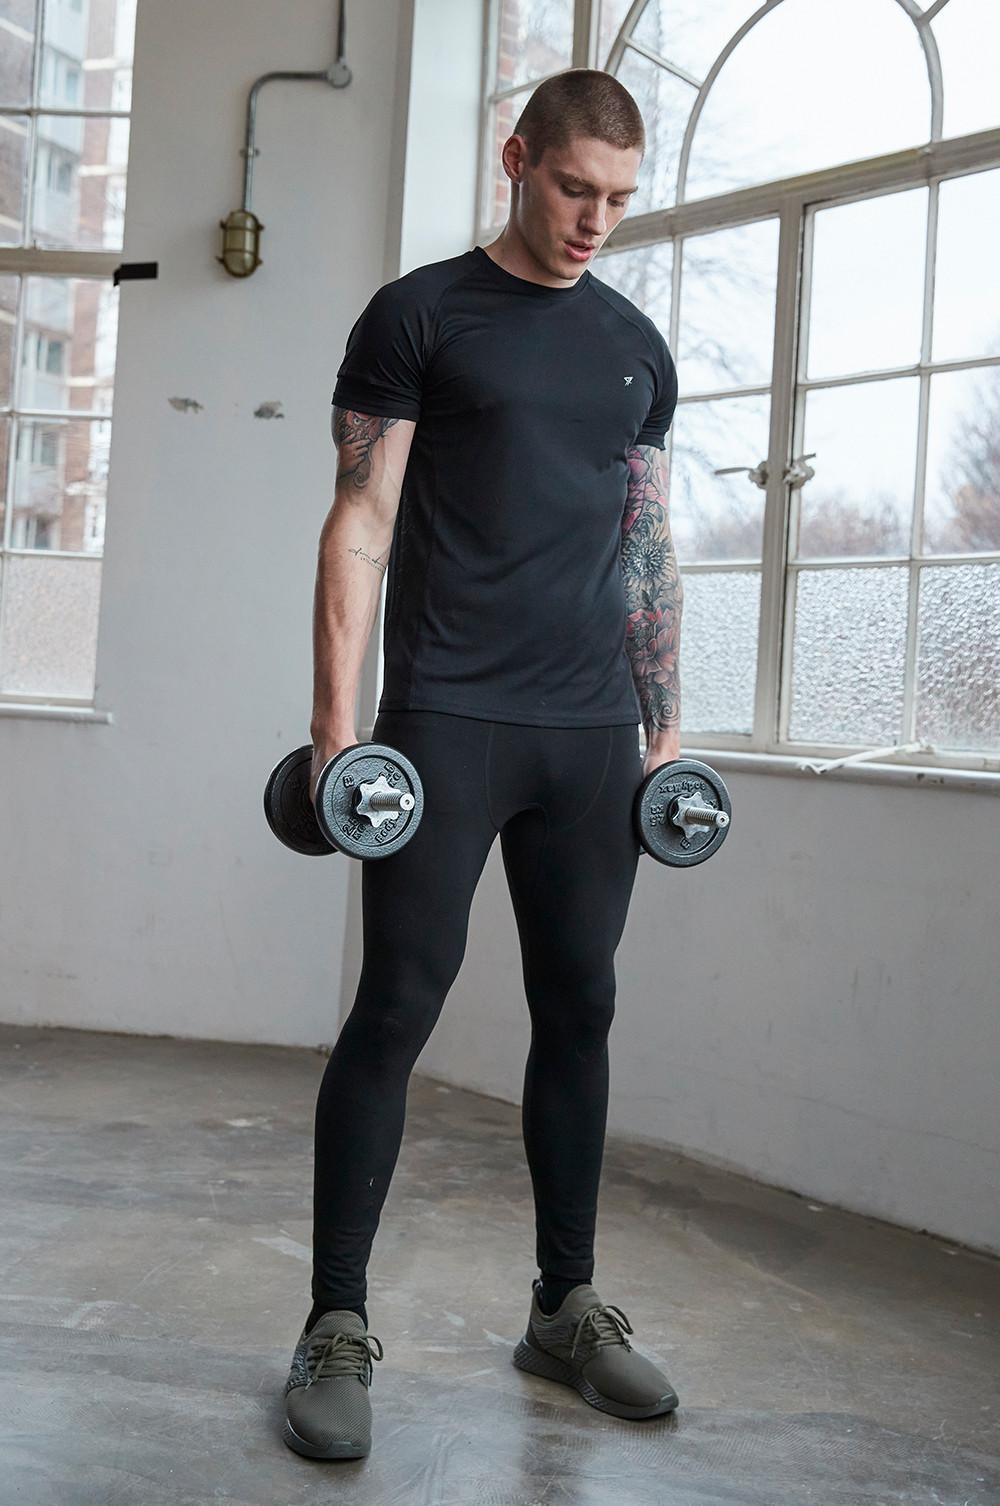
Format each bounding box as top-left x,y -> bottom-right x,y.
0,0 -> 418,1047
1,0 -> 997,1258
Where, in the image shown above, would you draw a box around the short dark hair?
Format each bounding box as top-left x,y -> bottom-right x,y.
512,68 -> 645,168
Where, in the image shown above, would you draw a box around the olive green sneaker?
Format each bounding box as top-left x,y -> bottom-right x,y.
282,1309 -> 384,1459
512,1278 -> 679,1420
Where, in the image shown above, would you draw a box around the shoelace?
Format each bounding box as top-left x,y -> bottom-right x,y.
569,1302 -> 634,1361
305,1330 -> 385,1386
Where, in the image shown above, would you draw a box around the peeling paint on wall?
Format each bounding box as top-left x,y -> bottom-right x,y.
167,397 -> 204,412
254,400 -> 285,419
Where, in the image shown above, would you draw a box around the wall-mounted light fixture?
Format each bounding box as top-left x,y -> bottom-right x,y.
218,0 -> 351,278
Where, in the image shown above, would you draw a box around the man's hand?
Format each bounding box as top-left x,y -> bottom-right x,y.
642,733 -> 681,783
309,728 -> 356,805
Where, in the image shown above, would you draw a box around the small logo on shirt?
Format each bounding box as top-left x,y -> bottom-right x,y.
623,375 -> 633,385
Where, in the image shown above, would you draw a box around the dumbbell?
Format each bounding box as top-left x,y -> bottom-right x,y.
634,758 -> 732,867
264,742 -> 424,859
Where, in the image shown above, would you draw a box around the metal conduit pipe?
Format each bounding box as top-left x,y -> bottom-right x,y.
218,0 -> 352,277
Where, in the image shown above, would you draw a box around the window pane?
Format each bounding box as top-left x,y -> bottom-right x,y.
923,367 -> 1000,555
495,0 -> 573,95
688,0 -> 929,201
598,0 -> 632,65
615,47 -> 690,215
679,568 -> 760,735
632,0 -> 752,79
797,378 -> 919,558
672,394 -> 769,561
594,239 -> 672,328
677,218 -> 778,393
0,550 -> 101,698
0,273 -> 16,404
482,89 -> 530,229
31,113 -> 130,251
18,276 -> 118,413
0,112 -> 30,245
788,566 -> 909,744
807,189 -> 926,380
0,414 -> 9,538
915,562 -> 1000,753
935,0 -> 1000,139
40,0 -> 135,113
0,0 -> 35,105
10,415 -> 110,552
932,168 -> 1000,364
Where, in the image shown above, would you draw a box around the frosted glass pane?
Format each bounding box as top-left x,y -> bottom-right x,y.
0,552 -> 102,699
915,563 -> 1000,753
935,0 -> 1000,139
495,0 -> 573,94
923,367 -> 1000,555
679,569 -> 760,734
789,567 -> 909,744
807,189 -> 926,379
677,218 -> 779,393
688,0 -> 929,201
932,169 -> 1000,364
798,378 -> 919,558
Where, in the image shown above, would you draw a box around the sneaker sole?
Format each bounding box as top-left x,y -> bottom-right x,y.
282,1418 -> 371,1460
512,1335 -> 678,1421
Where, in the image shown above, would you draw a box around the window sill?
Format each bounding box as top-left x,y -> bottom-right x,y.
0,702 -> 113,724
648,744 -> 1000,796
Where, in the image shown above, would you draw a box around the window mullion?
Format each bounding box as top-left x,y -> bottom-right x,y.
572,0 -> 599,69
754,198 -> 802,750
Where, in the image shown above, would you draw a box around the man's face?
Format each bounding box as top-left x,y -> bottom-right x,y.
504,134 -> 642,277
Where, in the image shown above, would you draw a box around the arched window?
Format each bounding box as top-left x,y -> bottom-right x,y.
480,0 -> 1000,770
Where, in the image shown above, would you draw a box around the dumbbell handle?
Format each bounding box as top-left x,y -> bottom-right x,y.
364,789 -> 415,812
670,795 -> 730,831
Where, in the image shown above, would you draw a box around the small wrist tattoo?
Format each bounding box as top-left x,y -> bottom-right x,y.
347,545 -> 387,575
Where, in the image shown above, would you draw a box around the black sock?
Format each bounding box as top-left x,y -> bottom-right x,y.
305,1299 -> 367,1332
537,1277 -> 587,1316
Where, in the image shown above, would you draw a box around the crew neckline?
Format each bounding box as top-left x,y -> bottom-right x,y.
472,243 -> 591,300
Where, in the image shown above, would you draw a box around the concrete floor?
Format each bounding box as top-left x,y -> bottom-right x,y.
1,1023 -> 997,1506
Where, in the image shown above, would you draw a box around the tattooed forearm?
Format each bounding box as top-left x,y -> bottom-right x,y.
347,543 -> 387,576
621,443 -> 683,739
333,407 -> 400,490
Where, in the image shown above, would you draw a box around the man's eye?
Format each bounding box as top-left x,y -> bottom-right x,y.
563,187 -> 627,208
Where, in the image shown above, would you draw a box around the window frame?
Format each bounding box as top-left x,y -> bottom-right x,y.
0,0 -> 130,710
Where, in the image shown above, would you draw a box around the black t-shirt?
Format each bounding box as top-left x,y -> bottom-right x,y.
332,244 -> 678,727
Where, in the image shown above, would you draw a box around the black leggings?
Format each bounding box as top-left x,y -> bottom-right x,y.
311,709 -> 643,1311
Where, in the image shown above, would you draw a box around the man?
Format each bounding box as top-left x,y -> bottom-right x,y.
282,68 -> 682,1461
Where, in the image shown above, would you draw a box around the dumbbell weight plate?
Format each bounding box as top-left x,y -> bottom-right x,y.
315,742 -> 424,860
634,757 -> 732,868
263,744 -> 333,856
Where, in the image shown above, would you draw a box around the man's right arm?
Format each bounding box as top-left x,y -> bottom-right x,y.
309,406 -> 416,796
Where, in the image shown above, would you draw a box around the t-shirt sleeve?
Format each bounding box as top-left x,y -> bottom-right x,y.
633,324 -> 678,450
331,279 -> 426,423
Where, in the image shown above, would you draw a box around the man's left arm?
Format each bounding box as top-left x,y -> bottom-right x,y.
621,441 -> 683,771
